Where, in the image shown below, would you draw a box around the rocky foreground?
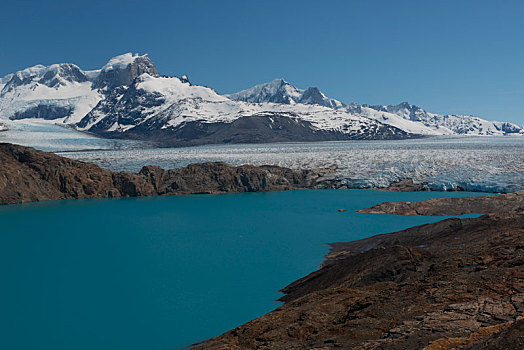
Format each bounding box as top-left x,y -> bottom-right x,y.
198,194 -> 523,349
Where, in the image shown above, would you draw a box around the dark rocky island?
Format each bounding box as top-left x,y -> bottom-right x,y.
197,194 -> 523,349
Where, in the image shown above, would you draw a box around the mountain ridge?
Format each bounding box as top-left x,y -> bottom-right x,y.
0,53 -> 521,147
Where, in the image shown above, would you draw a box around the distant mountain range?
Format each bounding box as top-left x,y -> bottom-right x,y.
0,53 -> 521,146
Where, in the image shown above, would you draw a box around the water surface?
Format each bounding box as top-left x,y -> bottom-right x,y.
0,190 -> 486,349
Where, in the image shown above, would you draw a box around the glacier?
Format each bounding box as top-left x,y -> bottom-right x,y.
58,136 -> 524,194
0,119 -> 144,152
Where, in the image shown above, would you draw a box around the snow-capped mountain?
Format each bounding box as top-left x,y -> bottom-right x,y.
227,78 -> 345,109
0,53 -> 162,126
0,53 -> 409,146
92,53 -> 160,90
229,81 -> 522,136
362,102 -> 523,136
76,72 -> 406,146
0,62 -> 102,124
0,52 -> 521,147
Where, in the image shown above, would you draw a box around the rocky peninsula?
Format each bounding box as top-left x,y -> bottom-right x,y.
357,191 -> 524,216
198,194 -> 523,349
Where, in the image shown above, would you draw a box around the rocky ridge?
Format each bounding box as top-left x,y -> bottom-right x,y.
0,143 -> 333,205
357,191 -> 524,216
228,81 -> 523,137
0,143 -> 454,206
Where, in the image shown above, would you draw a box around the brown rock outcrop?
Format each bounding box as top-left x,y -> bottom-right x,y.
374,178 -> 431,192
0,143 -> 332,205
357,191 -> 524,216
198,207 -> 524,349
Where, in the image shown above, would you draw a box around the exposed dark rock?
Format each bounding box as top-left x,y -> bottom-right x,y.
38,63 -> 88,87
299,87 -> 341,109
373,178 -> 431,192
0,142 -> 436,206
3,63 -> 88,92
10,104 -> 73,120
92,54 -> 160,90
467,319 -> 524,349
0,143 -> 333,205
77,83 -> 165,131
79,73 -> 422,146
198,210 -> 524,349
494,121 -> 523,134
226,78 -> 345,109
227,79 -> 302,104
94,113 -> 417,147
357,191 -> 524,216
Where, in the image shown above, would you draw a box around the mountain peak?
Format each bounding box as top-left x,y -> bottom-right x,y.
1,63 -> 88,92
227,79 -> 346,109
299,87 -> 324,103
388,102 -> 427,112
93,52 -> 159,90
254,78 -> 296,91
300,86 -> 345,109
39,63 -> 88,87
226,78 -> 303,104
2,52 -> 522,140
396,101 -> 412,108
101,53 -> 147,72
269,78 -> 289,85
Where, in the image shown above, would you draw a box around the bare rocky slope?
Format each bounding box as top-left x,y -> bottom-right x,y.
198,194 -> 523,349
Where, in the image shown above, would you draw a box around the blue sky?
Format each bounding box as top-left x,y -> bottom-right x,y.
1,0 -> 523,124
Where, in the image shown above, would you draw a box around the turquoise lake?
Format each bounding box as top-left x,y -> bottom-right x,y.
0,190 -> 486,349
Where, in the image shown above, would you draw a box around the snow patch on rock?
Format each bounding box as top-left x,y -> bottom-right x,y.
101,52 -> 142,72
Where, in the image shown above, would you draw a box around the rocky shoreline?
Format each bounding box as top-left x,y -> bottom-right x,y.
0,143 -> 335,205
0,143 -> 450,206
357,191 -> 524,216
197,194 -> 523,349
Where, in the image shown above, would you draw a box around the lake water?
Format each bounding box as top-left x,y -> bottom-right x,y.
0,190 -> 486,349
